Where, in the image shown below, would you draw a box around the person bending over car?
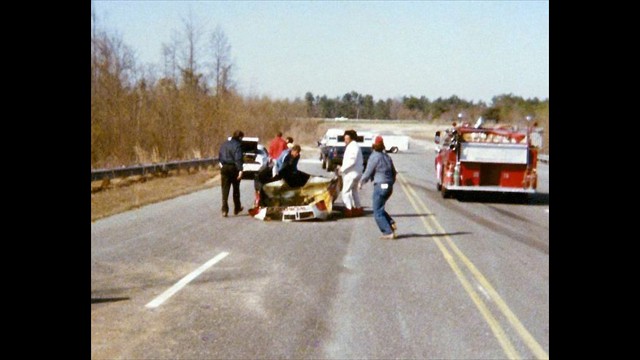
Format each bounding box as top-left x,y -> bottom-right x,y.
253,144 -> 310,207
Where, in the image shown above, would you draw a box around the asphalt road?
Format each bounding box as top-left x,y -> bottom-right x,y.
91,139 -> 549,359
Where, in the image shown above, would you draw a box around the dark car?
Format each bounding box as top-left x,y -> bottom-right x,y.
318,128 -> 344,166
322,134 -> 373,172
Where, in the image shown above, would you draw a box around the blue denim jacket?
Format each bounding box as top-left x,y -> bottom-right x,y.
275,149 -> 299,176
361,151 -> 397,185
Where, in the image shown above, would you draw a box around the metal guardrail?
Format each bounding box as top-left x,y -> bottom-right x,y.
91,157 -> 219,182
91,152 -> 547,182
538,154 -> 549,164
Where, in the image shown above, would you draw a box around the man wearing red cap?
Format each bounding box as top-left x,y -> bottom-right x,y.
359,135 -> 398,239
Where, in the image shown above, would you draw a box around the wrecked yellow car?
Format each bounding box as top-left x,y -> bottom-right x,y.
249,174 -> 342,221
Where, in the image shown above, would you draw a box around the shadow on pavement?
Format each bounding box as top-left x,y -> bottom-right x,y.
395,231 -> 471,240
456,192 -> 549,205
91,297 -> 130,304
391,213 -> 433,218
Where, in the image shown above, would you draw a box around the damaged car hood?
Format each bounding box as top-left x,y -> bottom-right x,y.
252,175 -> 342,221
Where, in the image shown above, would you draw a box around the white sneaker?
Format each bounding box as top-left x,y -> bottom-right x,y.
380,231 -> 397,240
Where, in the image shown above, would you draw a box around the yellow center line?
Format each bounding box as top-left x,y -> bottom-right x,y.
398,173 -> 549,360
397,177 -> 521,360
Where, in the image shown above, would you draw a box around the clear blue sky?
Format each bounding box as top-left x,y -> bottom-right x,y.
92,0 -> 549,103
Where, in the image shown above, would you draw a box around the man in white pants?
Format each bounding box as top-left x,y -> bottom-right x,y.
337,129 -> 364,217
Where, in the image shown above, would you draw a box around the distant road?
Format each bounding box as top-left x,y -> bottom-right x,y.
92,134 -> 549,359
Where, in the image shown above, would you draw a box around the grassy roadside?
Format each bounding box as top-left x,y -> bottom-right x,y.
91,168 -> 220,222
90,151 -> 323,223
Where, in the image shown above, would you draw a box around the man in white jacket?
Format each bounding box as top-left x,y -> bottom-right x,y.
337,129 -> 364,217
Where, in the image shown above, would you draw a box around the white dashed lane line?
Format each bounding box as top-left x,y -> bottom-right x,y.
145,251 -> 229,309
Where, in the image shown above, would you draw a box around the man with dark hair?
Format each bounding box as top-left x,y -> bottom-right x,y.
269,131 -> 288,161
218,130 -> 244,217
286,136 -> 294,149
274,144 -> 304,185
337,129 -> 364,217
252,144 -> 308,209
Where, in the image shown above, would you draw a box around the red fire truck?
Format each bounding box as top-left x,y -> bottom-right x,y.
434,122 -> 542,198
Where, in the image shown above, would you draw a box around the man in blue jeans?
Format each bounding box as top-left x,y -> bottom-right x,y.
359,135 -> 398,239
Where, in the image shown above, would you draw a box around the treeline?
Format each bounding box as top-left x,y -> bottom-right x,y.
304,91 -> 549,124
304,91 -> 549,154
91,13 -> 549,169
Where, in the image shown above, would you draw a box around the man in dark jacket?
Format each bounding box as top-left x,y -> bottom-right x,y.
218,130 -> 244,217
273,145 -> 310,187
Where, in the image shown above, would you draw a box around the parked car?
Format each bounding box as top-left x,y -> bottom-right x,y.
318,128 -> 345,165
318,128 -> 344,147
232,136 -> 269,179
322,132 -> 373,172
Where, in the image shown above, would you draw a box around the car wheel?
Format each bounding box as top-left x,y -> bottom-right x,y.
390,146 -> 398,153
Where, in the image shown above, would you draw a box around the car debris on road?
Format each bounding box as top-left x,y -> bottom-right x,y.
249,174 -> 342,221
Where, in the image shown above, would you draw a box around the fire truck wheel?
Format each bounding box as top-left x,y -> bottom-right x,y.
441,186 -> 452,198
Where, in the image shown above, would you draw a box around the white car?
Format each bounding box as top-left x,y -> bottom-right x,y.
230,136 -> 269,179
317,128 -> 345,147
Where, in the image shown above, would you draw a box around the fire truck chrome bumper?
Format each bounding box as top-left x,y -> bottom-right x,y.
445,185 -> 536,193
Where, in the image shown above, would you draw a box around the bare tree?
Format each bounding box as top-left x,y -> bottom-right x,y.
91,27 -> 138,166
209,25 -> 234,96
177,11 -> 206,90
91,1 -> 98,95
91,0 -> 97,40
161,32 -> 180,81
